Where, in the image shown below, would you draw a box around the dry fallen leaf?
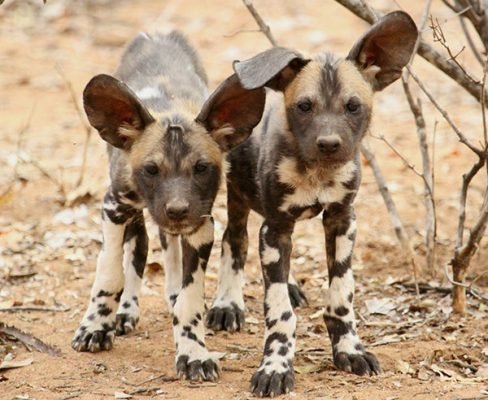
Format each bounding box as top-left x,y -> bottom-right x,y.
365,297 -> 396,315
395,359 -> 414,375
0,323 -> 61,356
475,364 -> 488,378
114,392 -> 132,399
294,363 -> 323,374
0,357 -> 33,371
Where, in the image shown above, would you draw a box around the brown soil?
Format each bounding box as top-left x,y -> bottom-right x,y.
1,1 -> 487,399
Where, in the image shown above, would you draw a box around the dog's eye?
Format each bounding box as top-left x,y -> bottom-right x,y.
297,100 -> 313,113
144,163 -> 159,176
346,98 -> 361,114
193,161 -> 209,175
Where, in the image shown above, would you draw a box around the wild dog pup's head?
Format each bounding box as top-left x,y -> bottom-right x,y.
83,74 -> 265,234
234,11 -> 417,168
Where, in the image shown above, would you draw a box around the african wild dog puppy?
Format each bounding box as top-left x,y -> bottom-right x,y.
71,31 -> 265,381
206,12 -> 418,396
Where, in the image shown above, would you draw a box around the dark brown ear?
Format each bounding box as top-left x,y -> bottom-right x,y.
233,47 -> 310,91
196,73 -> 265,151
347,11 -> 418,91
83,74 -> 155,149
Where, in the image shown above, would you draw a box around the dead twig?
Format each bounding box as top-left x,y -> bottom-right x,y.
222,366 -> 245,373
481,63 -> 487,151
224,28 -> 263,38
374,131 -> 437,278
241,0 -> 277,47
429,16 -> 481,86
360,142 -> 420,297
59,393 -> 82,400
458,15 -> 484,66
406,66 -> 484,156
0,323 -> 61,356
0,305 -> 70,313
394,282 -> 452,295
334,0 -> 488,106
0,107 -> 35,199
401,78 -> 437,276
56,65 -> 93,188
441,0 -> 488,57
128,386 -> 164,395
399,2 -> 437,278
445,264 -> 488,304
122,373 -> 177,387
456,158 -> 486,248
359,143 -> 409,246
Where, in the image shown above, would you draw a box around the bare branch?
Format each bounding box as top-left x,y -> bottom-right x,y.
429,16 -> 481,85
454,0 -> 488,56
0,107 -> 35,199
401,77 -> 437,275
334,0 -> 488,106
360,142 -> 420,297
360,143 -> 408,246
56,65 -> 93,188
406,66 -> 484,155
459,15 -> 484,66
224,28 -> 263,38
482,63 -> 488,148
444,264 -> 488,303
0,323 -> 61,356
457,194 -> 488,261
372,133 -> 435,205
456,158 -> 485,247
241,0 -> 277,47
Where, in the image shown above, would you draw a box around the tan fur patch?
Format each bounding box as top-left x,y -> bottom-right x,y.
282,59 -> 373,111
283,62 -> 323,109
129,122 -> 167,170
336,60 -> 373,108
128,118 -> 223,175
181,122 -> 223,171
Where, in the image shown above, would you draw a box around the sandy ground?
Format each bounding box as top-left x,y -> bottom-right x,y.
0,0 -> 487,399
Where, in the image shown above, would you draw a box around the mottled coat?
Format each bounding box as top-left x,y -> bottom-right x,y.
205,12 -> 418,397
72,31 -> 265,381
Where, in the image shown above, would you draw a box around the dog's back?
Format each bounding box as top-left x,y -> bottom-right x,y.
116,31 -> 208,114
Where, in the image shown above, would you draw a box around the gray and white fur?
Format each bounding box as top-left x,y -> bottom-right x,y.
71,31 -> 265,382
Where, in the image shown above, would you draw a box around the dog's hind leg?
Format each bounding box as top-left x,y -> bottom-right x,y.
207,186 -> 249,332
287,273 -> 307,308
115,211 -> 148,335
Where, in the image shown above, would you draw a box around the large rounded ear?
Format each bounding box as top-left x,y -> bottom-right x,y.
196,73 -> 265,151
233,47 -> 310,91
347,11 -> 418,91
83,74 -> 155,149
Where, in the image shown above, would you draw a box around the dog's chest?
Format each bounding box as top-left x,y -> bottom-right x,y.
276,158 -> 357,219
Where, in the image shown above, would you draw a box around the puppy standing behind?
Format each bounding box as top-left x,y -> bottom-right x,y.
206,12 -> 418,397
71,31 -> 265,381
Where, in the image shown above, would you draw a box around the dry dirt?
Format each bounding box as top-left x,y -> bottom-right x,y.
1,0 -> 487,399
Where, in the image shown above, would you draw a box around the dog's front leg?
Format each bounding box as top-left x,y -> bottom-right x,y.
72,190 -> 137,352
160,231 -> 182,312
322,205 -> 380,375
173,218 -> 219,381
251,220 -> 296,397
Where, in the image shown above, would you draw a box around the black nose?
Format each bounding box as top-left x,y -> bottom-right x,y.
166,201 -> 189,221
316,136 -> 341,154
